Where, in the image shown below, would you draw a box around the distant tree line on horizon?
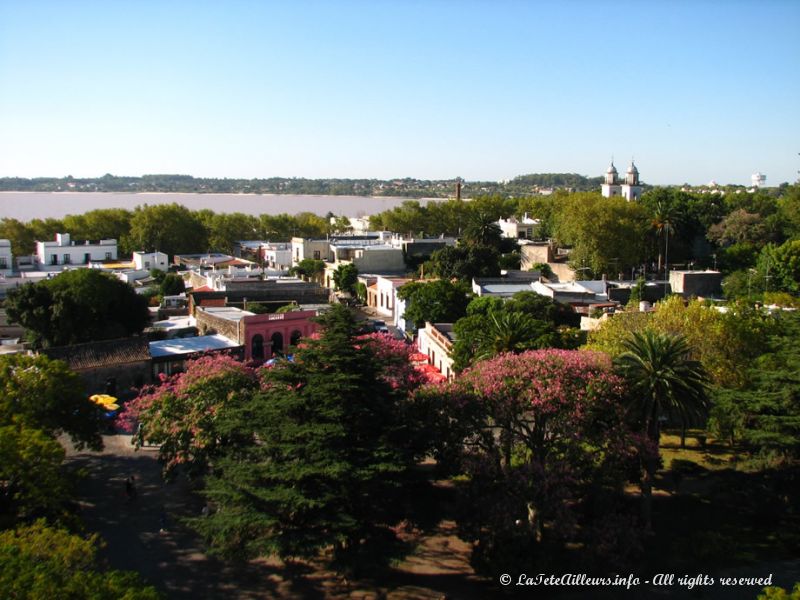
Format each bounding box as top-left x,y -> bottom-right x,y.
0,172 -> 606,197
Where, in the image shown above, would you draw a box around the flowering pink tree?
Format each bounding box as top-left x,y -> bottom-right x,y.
420,349 -> 638,573
118,354 -> 261,478
356,334 -> 428,392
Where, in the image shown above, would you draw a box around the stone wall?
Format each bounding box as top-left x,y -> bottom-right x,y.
195,309 -> 242,343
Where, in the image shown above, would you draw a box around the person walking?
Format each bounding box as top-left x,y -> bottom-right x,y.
125,476 -> 137,501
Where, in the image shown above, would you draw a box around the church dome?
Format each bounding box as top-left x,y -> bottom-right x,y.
627,162 -> 639,174
606,163 -> 618,174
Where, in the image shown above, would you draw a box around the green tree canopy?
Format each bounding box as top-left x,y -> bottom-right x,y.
289,258 -> 325,281
451,290 -> 579,371
553,192 -> 650,277
126,203 -> 208,257
190,305 -> 422,570
159,272 -> 185,297
709,311 -> 800,461
0,424 -> 68,529
5,269 -> 149,348
0,521 -> 162,599
397,279 -> 470,329
757,240 -> 800,295
332,263 -> 358,295
61,209 -> 133,253
0,354 -> 101,450
586,296 -> 771,388
429,244 -> 501,281
205,212 -> 259,254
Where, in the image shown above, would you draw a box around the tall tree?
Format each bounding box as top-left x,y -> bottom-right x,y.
0,354 -> 101,450
0,424 -> 68,528
397,279 -> 470,329
429,244 -> 501,281
419,350 -> 635,574
651,198 -> 677,278
553,192 -> 650,277
121,355 -> 260,479
5,269 -> 149,348
461,210 -> 502,248
126,203 -> 208,257
614,330 -> 708,529
0,521 -> 162,599
332,263 -> 358,295
190,305 -> 420,570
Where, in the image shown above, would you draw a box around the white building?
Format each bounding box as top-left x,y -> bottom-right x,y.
531,280 -> 609,306
36,233 -> 117,268
367,276 -> 412,320
601,161 -> 642,201
133,251 -> 169,271
416,322 -> 456,381
0,240 -> 12,276
260,243 -> 292,271
497,215 -> 540,240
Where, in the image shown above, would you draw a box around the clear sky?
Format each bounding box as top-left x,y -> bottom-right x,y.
1,0 -> 798,186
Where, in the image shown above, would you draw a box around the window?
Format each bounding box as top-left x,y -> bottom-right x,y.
313,250 -> 320,260
252,334 -> 264,360
145,261 -> 150,268
105,252 -> 112,260
50,254 -> 58,265
84,253 -> 91,264
63,254 -> 71,264
0,257 -> 6,269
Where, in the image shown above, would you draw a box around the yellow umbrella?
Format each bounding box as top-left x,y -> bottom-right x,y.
90,394 -> 118,407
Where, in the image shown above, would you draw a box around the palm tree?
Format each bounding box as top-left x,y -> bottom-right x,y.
615,329 -> 708,530
462,210 -> 502,248
651,199 -> 677,283
473,311 -> 550,362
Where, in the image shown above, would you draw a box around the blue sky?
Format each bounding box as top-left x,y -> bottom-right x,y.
1,0 -> 798,185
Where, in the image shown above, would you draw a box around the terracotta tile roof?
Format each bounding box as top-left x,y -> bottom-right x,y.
43,337 -> 151,370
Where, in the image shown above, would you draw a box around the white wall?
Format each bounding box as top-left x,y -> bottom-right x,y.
0,240 -> 12,276
133,251 -> 169,271
36,234 -> 117,266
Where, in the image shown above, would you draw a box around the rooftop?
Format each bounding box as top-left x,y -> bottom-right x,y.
432,322 -> 457,343
149,334 -> 240,358
44,337 -> 150,369
197,306 -> 255,322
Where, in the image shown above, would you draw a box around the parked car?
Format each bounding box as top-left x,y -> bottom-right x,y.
372,320 -> 389,334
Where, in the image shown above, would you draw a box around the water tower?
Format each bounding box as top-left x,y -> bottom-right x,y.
751,172 -> 766,188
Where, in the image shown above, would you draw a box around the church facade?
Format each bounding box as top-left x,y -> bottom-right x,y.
601,160 -> 642,201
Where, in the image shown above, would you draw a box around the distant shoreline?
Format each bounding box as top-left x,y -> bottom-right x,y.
0,191 -> 430,199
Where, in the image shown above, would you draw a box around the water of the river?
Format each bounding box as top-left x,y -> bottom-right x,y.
0,192 -> 439,221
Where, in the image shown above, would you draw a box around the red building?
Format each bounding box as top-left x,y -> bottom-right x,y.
194,307 -> 318,362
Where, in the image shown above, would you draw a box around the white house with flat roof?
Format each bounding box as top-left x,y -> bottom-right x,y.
36,233 -> 117,268
0,240 -> 12,276
133,251 -> 169,272
531,280 -> 609,306
497,215 -> 540,240
149,334 -> 242,377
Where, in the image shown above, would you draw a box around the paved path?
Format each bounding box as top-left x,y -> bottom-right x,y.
64,433 -> 489,599
65,434 -> 317,599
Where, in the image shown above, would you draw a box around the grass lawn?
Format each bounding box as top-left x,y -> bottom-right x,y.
641,432 -> 799,574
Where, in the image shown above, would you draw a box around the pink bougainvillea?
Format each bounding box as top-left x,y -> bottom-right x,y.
118,353 -> 261,477
356,333 -> 429,392
421,349 -> 640,573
